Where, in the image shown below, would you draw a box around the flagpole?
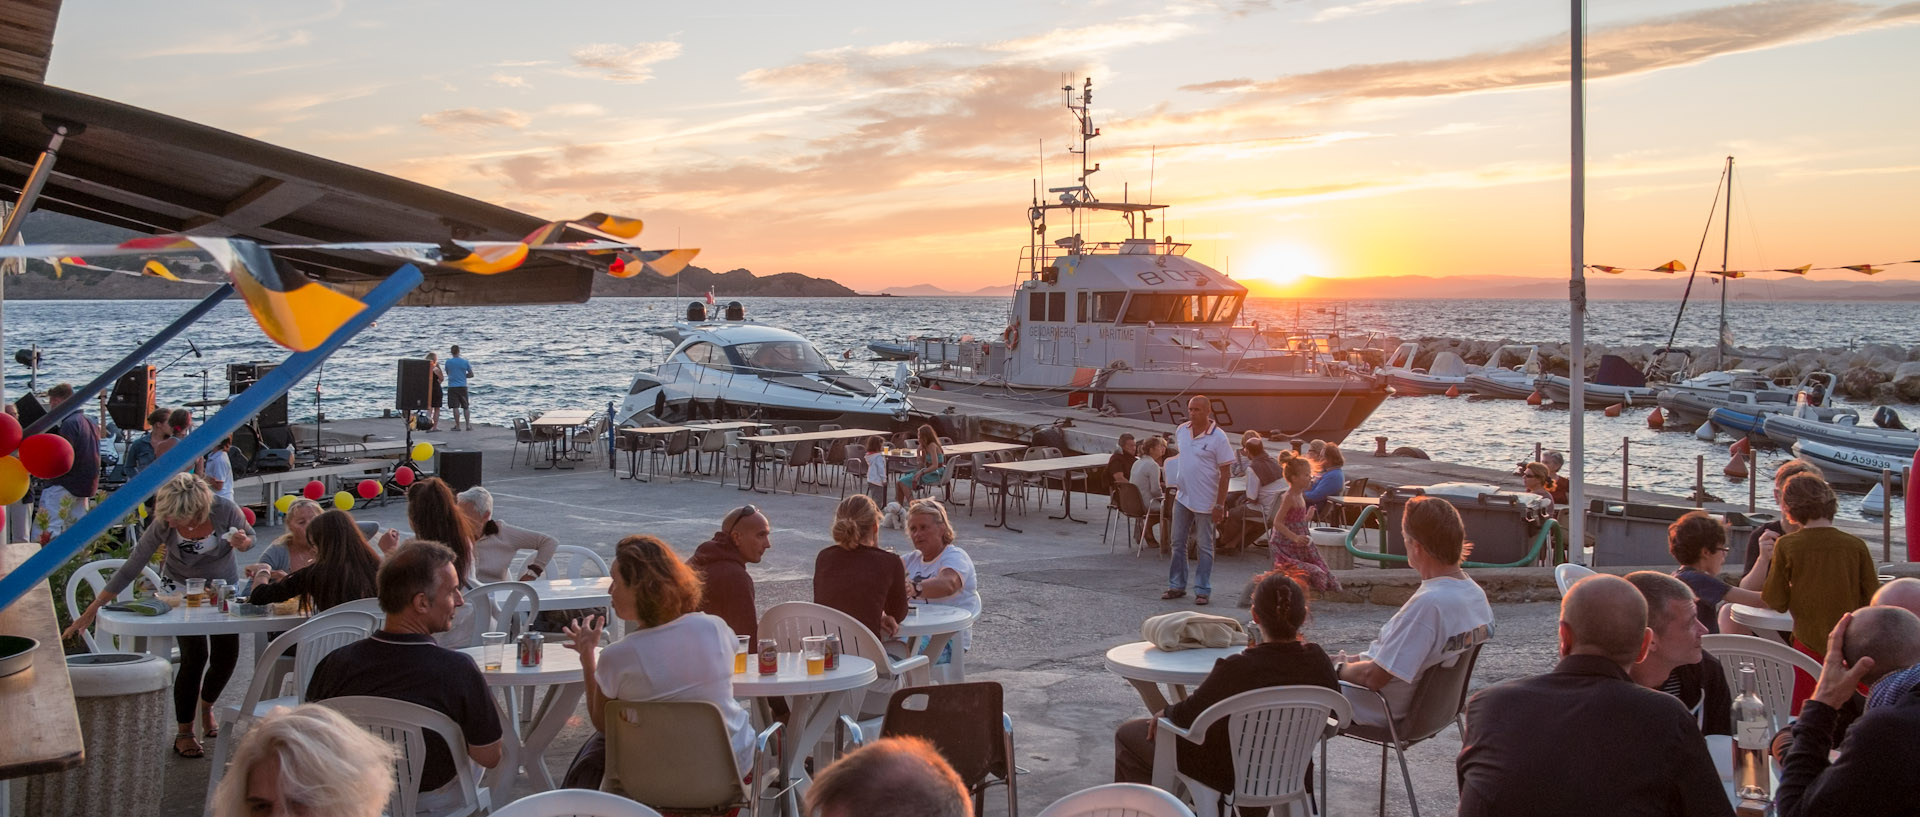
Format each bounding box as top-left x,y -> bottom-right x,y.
1569,0 -> 1589,565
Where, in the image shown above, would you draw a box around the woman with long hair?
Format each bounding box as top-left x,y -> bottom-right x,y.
65,472 -> 256,758
894,424 -> 946,505
405,478 -> 477,586
814,494 -> 909,638
247,510 -> 382,612
560,534 -> 753,788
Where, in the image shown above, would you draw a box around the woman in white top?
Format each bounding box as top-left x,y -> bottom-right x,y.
1336,496 -> 1494,728
1129,437 -> 1167,550
901,499 -> 980,657
561,534 -> 753,788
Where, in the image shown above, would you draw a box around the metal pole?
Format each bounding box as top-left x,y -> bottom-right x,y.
1568,0 -> 1589,564
1884,469 -> 1894,562
21,286 -> 234,439
1748,446 -> 1758,512
0,265 -> 425,612
1718,157 -> 1733,371
1695,455 -> 1705,508
1621,437 -> 1630,502
1534,442 -> 1543,463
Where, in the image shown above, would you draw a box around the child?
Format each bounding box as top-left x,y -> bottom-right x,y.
1762,474 -> 1879,711
204,436 -> 236,503
863,435 -> 888,506
1666,511 -> 1765,635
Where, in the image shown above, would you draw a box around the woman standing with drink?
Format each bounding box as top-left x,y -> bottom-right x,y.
64,472 -> 256,758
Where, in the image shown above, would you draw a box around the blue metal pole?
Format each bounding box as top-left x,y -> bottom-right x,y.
21,285 -> 234,438
0,266 -> 424,612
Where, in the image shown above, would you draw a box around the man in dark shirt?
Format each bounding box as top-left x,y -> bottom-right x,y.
1107,434 -> 1138,489
1458,574 -> 1730,817
690,505 -> 772,641
1626,571 -> 1733,735
40,383 -> 101,535
308,540 -> 502,798
1777,606 -> 1920,817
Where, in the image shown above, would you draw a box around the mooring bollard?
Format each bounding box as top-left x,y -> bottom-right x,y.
1535,442 -> 1543,463
1374,435 -> 1389,457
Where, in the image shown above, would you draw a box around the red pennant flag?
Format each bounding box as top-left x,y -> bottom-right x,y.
1654,260 -> 1686,273
1590,265 -> 1622,274
1844,264 -> 1882,275
1777,265 -> 1811,275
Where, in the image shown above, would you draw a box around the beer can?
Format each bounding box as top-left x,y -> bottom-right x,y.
823,634 -> 841,671
518,632 -> 545,666
757,638 -> 779,674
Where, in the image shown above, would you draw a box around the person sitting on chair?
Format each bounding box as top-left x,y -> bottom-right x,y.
456,486 -> 558,583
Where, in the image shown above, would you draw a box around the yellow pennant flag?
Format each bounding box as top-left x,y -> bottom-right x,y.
142,259 -> 180,281
1843,264 -> 1882,276
1776,265 -> 1811,275
1654,260 -> 1686,273
1590,265 -> 1622,274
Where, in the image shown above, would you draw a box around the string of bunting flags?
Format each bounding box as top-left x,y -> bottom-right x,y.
0,212 -> 696,352
1586,258 -> 1918,278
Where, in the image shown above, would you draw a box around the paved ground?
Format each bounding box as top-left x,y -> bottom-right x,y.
145,424 -> 1570,816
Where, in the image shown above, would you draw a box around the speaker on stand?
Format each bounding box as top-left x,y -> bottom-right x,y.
106,366 -> 157,430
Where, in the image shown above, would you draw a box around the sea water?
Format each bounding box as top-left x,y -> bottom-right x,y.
4,296 -> 1910,524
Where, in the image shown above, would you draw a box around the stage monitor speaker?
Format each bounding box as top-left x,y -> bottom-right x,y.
14,393 -> 44,427
108,365 -> 157,429
438,449 -> 482,492
260,424 -> 295,450
396,358 -> 432,411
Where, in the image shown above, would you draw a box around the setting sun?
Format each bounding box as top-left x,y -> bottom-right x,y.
1238,242 -> 1329,289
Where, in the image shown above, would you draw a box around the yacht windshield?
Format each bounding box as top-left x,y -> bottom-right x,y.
1120,293 -> 1242,325
729,341 -> 835,374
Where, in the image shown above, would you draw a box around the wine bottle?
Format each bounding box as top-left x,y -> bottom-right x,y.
1731,662 -> 1773,802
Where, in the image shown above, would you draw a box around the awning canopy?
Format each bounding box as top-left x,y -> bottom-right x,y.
0,76 -> 594,305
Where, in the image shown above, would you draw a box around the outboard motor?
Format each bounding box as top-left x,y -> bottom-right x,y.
1875,405 -> 1909,431
686,301 -> 707,322
725,301 -> 745,321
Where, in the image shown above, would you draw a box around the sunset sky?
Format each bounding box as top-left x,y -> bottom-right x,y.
46,1 -> 1920,293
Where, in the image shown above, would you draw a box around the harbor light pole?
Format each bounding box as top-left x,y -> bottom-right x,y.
1568,0 -> 1589,564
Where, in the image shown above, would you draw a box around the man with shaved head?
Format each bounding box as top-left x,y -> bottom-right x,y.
1777,608 -> 1920,816
1872,577 -> 1920,617
1865,578 -> 1920,708
1457,574 -> 1730,817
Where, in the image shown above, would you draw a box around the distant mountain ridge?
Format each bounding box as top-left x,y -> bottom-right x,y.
876,283 -> 1013,296
1255,274 -> 1920,301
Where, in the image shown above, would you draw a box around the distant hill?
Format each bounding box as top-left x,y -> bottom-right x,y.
1262,273 -> 1920,301
877,283 -> 1013,296
592,266 -> 859,298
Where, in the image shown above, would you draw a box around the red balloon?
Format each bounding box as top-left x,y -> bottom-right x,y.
357,479 -> 380,499
241,506 -> 257,526
0,412 -> 20,457
18,433 -> 74,479
303,480 -> 326,500
394,466 -> 416,487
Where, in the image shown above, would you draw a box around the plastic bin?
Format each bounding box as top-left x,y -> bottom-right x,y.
1587,501 -> 1755,567
1379,484 -> 1550,566
25,653 -> 171,817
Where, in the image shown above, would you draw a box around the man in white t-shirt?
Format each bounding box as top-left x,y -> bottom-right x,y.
1164,395 -> 1235,606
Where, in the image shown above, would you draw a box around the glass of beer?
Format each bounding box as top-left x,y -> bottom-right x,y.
734,635 -> 751,674
481,632 -> 508,672
802,636 -> 829,675
184,578 -> 206,607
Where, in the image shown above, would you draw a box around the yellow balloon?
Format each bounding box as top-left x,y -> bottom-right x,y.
0,456 -> 27,506
333,491 -> 355,511
411,442 -> 435,462
137,503 -> 149,519
274,494 -> 296,514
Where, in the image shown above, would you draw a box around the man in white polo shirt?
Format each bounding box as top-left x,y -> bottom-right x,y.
1164,395 -> 1235,605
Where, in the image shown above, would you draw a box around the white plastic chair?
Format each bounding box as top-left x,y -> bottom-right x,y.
456,581 -> 540,647
759,601 -> 931,731
329,596 -> 386,622
1153,686 -> 1352,817
206,609 -> 379,808
322,695 -> 491,817
1702,633 -> 1821,730
1037,783 -> 1198,817
490,789 -> 664,817
1553,563 -> 1596,597
66,558 -> 164,653
512,544 -> 609,582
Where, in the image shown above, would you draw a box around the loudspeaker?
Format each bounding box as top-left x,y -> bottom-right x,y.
14,393 -> 44,427
438,449 -> 483,492
260,425 -> 295,450
396,358 -> 432,411
252,448 -> 294,472
107,365 -> 157,429
228,362 -> 289,429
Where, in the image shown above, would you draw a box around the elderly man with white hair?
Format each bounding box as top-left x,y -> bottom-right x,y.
456,486 -> 559,583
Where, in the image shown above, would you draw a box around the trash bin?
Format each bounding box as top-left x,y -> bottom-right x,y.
1587,500 -> 1755,567
1379,484 -> 1552,566
26,653 -> 171,817
1310,526 -> 1356,570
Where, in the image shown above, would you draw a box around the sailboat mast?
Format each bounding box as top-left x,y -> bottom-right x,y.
1718,156 -> 1733,370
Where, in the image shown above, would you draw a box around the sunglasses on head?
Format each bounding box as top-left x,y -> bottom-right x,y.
723,504 -> 759,535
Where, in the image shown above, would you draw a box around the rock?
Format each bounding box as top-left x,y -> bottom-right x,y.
1764,361 -> 1799,380
1840,366 -> 1892,398
1896,361 -> 1920,402
1873,382 -> 1902,405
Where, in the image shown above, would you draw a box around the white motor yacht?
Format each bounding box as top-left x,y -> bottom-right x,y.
615,302 -> 909,429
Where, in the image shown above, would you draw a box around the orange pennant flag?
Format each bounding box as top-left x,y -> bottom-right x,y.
1654,260 -> 1686,273
1843,264 -> 1882,276
1590,265 -> 1623,274
1777,265 -> 1811,275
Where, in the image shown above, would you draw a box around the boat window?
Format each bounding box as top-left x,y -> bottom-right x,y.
682,342 -> 731,371
1076,292 -> 1088,323
728,341 -> 834,374
1047,292 -> 1066,321
1120,293 -> 1238,325
1027,292 -> 1046,322
1093,292 -> 1126,322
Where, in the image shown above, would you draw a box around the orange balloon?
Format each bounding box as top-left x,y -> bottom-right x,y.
0,456 -> 28,505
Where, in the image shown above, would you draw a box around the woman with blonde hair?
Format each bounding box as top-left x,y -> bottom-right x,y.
901,500 -> 980,658
210,703 -> 396,817
1336,496 -> 1492,728
815,494 -> 909,638
560,534 -> 753,788
65,472 -> 256,757
895,424 -> 947,505
256,498 -> 323,575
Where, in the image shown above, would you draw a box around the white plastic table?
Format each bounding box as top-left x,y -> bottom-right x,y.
456,646 -> 585,802
732,653 -> 878,816
96,602 -> 309,638
897,604 -> 976,681
1104,641 -> 1243,713
1729,603 -> 1794,637
523,577 -> 612,612
1706,734 -> 1779,806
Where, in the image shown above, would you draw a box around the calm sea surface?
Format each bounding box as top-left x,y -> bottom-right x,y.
4,296 -> 1910,524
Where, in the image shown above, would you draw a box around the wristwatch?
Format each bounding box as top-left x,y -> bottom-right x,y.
910,577 -> 924,599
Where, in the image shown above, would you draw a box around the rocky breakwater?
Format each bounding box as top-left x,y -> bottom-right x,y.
1375,336 -> 1920,404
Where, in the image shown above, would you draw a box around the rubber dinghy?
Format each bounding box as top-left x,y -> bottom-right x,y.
1536,355 -> 1659,409
1791,440 -> 1910,487
1763,409 -> 1918,458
